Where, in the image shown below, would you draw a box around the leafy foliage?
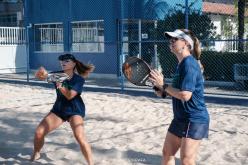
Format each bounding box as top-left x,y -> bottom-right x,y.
201,51 -> 248,81
156,10 -> 218,77
156,10 -> 217,40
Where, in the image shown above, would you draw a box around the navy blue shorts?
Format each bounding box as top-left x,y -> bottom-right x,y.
168,119 -> 209,140
51,109 -> 85,122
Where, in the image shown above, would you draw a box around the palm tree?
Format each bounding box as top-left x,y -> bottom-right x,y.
143,0 -> 170,20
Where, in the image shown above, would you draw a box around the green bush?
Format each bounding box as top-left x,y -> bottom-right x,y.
158,49 -> 248,82
201,51 -> 248,81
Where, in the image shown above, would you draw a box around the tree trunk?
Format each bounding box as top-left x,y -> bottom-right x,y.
238,0 -> 245,52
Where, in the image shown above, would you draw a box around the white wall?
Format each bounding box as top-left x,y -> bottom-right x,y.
208,14 -> 241,52
209,15 -> 225,51
0,44 -> 27,73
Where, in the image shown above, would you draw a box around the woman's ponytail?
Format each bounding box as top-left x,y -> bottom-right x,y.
74,60 -> 95,78
192,36 -> 204,73
182,29 -> 204,73
192,37 -> 201,60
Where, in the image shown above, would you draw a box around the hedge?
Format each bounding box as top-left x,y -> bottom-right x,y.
158,48 -> 248,82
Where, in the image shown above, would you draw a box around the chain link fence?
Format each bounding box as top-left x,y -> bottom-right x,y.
0,0 -> 247,97
119,1 -> 248,96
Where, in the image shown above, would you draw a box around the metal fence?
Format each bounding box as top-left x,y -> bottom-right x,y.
116,0 -> 248,97
118,18 -> 248,96
0,1 -> 247,97
0,27 -> 25,44
0,27 -> 27,75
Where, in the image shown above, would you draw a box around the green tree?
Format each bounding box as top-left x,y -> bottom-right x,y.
156,10 -> 217,77
157,10 -> 217,41
220,1 -> 248,52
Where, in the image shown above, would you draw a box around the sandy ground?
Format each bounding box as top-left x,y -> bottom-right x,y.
0,82 -> 248,165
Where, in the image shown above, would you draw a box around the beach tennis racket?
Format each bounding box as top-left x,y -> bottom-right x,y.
122,56 -> 167,98
35,67 -> 70,83
122,56 -> 160,90
46,72 -> 70,83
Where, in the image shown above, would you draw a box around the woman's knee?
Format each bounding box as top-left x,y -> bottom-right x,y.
162,147 -> 168,156
35,127 -> 46,139
162,146 -> 175,158
162,139 -> 179,157
162,148 -> 175,164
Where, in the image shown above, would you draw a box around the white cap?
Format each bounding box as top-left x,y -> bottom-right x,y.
164,29 -> 194,50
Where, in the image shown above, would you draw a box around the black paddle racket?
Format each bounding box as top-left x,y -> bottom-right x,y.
122,56 -> 166,98
122,56 -> 154,86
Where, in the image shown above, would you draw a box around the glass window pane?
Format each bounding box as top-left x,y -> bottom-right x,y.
72,20 -> 104,53
34,23 -> 63,52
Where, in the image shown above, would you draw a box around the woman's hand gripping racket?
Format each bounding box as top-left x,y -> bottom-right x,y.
35,67 -> 70,83
122,56 -> 166,98
122,57 -> 154,87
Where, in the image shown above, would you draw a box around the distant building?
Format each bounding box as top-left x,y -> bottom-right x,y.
23,0 -> 201,74
203,0 -> 233,4
203,1 -> 248,51
4,1 -> 227,74
0,0 -> 23,26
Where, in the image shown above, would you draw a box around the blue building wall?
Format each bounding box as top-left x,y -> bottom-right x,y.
26,0 -> 123,74
25,0 -> 202,74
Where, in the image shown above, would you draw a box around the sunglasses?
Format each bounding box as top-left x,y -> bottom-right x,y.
169,38 -> 179,44
60,59 -> 72,63
58,54 -> 76,61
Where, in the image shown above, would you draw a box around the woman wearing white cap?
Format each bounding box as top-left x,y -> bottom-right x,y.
149,29 -> 209,165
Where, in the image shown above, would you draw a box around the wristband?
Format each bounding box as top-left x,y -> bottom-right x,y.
161,84 -> 168,98
153,86 -> 159,91
161,91 -> 167,98
163,83 -> 169,91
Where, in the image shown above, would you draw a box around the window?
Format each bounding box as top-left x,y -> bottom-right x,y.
0,14 -> 17,26
72,20 -> 104,52
34,23 -> 63,52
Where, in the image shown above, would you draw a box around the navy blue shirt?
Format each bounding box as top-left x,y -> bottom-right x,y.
171,55 -> 209,123
51,73 -> 86,119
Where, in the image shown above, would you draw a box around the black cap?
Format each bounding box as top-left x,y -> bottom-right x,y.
58,54 -> 76,61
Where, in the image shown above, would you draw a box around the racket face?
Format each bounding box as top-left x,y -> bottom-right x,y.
47,73 -> 70,83
122,57 -> 152,86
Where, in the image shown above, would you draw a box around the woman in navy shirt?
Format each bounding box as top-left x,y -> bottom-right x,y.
150,29 -> 209,165
31,54 -> 94,165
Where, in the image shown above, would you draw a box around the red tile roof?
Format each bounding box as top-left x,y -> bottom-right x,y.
203,2 -> 248,16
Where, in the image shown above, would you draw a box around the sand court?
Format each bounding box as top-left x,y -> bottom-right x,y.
0,82 -> 248,165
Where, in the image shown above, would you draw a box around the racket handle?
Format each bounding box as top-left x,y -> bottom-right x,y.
153,86 -> 160,91
161,91 -> 167,98
153,86 -> 167,98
